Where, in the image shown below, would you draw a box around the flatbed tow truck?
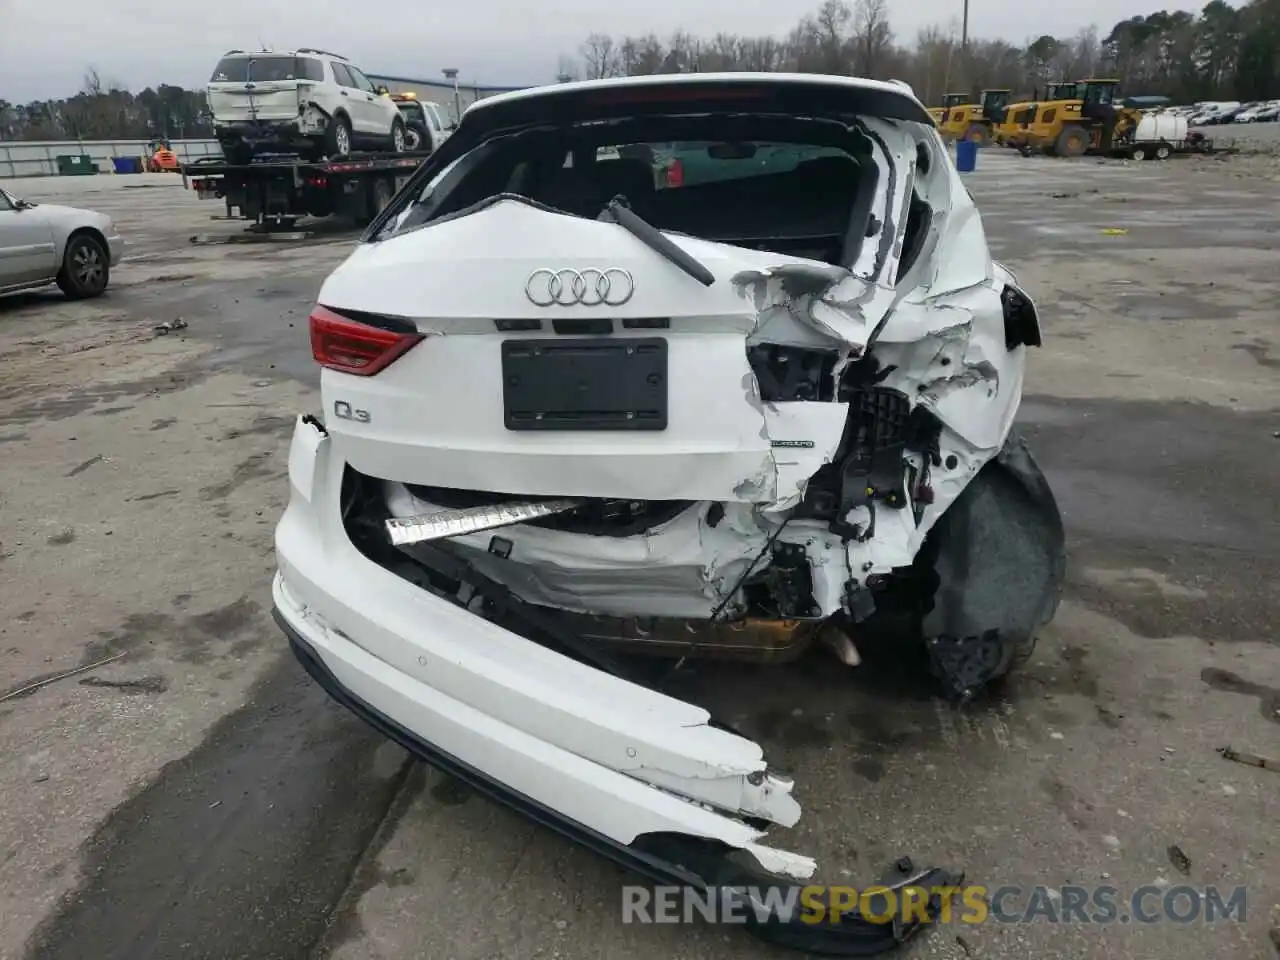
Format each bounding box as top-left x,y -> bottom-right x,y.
182,151 -> 431,234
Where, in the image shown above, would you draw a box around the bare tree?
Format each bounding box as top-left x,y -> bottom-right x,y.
813,0 -> 853,73
666,30 -> 701,72
562,0 -> 1245,109
580,33 -> 621,79
738,36 -> 788,72
82,68 -> 104,97
852,0 -> 893,76
702,32 -> 745,71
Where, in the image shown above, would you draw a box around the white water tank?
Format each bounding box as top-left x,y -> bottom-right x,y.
1135,113 -> 1189,142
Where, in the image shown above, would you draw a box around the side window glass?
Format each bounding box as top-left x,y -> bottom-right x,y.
347,67 -> 376,93
302,58 -> 325,82
331,63 -> 355,88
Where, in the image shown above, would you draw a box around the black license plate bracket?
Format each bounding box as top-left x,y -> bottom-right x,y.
502,337 -> 668,431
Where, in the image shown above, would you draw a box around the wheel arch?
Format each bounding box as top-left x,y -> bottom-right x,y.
916,430 -> 1067,688
60,224 -> 109,263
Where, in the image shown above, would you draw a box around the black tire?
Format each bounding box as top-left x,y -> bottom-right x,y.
56,233 -> 109,300
1155,143 -> 1172,160
326,113 -> 352,159
1055,125 -> 1089,158
1131,146 -> 1147,161
404,123 -> 429,152
390,118 -> 407,154
913,431 -> 1066,698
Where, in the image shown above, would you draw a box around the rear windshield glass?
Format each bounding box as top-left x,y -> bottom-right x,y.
210,56 -> 324,83
386,135 -> 868,265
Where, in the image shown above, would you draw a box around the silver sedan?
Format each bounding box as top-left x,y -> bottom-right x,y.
0,186 -> 124,299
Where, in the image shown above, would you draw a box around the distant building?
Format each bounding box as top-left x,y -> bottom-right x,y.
365,74 -> 532,125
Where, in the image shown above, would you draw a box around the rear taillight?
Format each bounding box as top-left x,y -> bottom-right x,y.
666,158 -> 684,188
310,305 -> 422,376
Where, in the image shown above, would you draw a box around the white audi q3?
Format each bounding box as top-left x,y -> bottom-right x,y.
274,73 -> 1064,952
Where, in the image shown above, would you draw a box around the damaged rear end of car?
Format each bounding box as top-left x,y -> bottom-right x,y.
273,73 -> 1065,954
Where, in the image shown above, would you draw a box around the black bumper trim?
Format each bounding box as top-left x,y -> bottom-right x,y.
274,606 -> 956,955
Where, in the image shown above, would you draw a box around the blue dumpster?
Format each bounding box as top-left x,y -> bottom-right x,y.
111,156 -> 141,174
955,139 -> 978,173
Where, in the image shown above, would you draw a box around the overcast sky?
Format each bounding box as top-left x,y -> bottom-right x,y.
2,0 -> 1160,103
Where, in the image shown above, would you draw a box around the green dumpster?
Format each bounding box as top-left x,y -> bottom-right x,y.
56,154 -> 97,176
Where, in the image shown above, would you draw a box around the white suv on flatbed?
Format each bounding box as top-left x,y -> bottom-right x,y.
208,48 -> 408,162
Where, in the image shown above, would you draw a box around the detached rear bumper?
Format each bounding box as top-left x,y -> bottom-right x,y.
276,603 -> 711,886
276,598 -> 957,955
273,413 -> 962,953
273,414 -> 810,873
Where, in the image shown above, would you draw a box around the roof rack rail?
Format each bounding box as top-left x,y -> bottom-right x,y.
224,49 -> 245,55
297,48 -> 348,60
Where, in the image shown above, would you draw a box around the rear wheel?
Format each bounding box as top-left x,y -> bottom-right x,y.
1131,146 -> 1147,161
390,118 -> 407,154
1055,125 -> 1089,158
56,234 -> 109,300
1155,143 -> 1172,160
326,113 -> 352,159
404,123 -> 428,152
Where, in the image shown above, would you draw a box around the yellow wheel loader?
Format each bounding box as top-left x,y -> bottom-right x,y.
1023,79 -> 1143,157
934,89 -> 1011,144
929,92 -> 969,127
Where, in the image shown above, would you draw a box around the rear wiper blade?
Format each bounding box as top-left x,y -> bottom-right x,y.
604,196 -> 715,287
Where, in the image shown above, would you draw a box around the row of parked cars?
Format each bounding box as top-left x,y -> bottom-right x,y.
1167,100 -> 1280,125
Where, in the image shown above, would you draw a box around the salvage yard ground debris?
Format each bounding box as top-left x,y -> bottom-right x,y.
0,135 -> 1277,960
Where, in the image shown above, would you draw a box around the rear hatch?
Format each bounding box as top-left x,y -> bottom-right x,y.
207,54 -> 315,124
317,201 -> 859,503
314,77 -> 931,505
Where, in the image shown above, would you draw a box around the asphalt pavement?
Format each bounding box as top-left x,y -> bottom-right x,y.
1,149 -> 1277,960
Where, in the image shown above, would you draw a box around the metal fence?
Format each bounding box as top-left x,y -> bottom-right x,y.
0,139 -> 223,179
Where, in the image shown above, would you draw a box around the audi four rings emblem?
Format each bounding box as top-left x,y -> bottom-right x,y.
525,267 -> 635,307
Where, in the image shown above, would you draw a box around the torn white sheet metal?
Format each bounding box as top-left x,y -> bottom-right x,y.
360,114 -> 1031,620
758,402 -> 850,511
386,498 -> 586,545
282,419 -> 812,870
386,482 -> 784,619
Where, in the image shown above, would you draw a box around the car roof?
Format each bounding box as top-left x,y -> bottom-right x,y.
218,48 -> 348,60
463,73 -> 932,129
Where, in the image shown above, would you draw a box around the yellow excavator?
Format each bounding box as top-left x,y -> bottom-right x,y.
1021,79 -> 1143,157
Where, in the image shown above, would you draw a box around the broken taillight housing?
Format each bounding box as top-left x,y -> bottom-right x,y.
309,305 -> 423,376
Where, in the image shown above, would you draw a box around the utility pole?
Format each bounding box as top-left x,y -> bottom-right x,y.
442,68 -> 461,126
961,0 -> 969,49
